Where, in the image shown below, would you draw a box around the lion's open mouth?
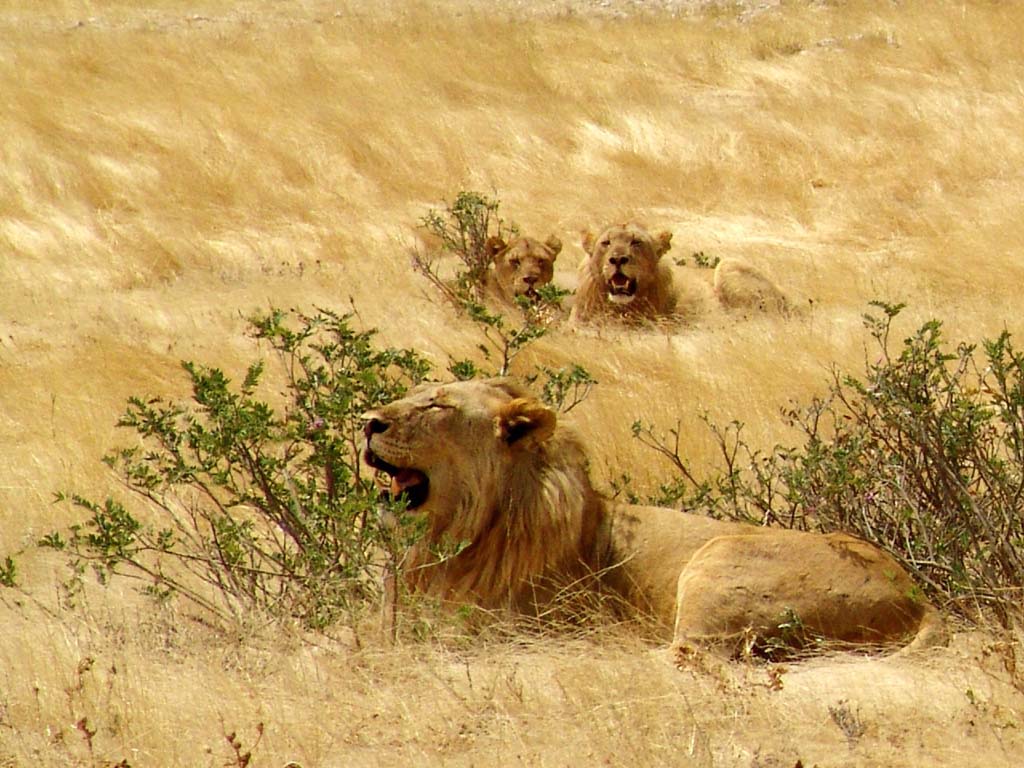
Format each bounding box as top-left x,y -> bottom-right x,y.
364,448 -> 430,510
606,272 -> 637,304
514,281 -> 542,302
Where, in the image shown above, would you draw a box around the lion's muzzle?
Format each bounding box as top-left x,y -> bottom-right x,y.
363,417 -> 430,510
606,271 -> 638,304
516,275 -> 541,300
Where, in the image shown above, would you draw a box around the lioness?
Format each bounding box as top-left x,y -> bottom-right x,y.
363,379 -> 944,658
484,235 -> 562,304
570,223 -> 679,324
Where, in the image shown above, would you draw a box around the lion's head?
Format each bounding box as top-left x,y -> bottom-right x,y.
363,379 -> 603,608
484,235 -> 562,303
583,224 -> 672,306
571,223 -> 678,323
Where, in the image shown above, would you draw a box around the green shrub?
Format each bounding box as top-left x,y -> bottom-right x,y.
675,251 -> 721,269
417,189 -> 516,300
637,302 -> 1024,627
412,189 -> 591,409
47,308 -> 430,630
43,192 -> 593,633
0,556 -> 16,588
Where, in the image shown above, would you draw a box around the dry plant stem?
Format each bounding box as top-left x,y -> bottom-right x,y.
634,420 -> 701,487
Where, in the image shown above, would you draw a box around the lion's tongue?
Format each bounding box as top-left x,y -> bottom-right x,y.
390,468 -> 426,496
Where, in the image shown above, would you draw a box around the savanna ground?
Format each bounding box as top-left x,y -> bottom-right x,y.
3,0 -> 1024,765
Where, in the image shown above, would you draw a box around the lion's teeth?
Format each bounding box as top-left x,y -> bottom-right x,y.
391,468 -> 425,494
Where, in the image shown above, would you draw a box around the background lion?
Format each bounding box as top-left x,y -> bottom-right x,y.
569,223 -> 682,325
364,379 -> 945,657
713,257 -> 791,316
484,234 -> 562,305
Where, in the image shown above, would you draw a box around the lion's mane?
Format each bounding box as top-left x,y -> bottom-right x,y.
364,379 -> 607,610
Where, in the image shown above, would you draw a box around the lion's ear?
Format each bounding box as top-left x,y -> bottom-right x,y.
654,230 -> 673,258
495,397 -> 557,447
580,230 -> 596,256
544,235 -> 562,260
485,236 -> 508,259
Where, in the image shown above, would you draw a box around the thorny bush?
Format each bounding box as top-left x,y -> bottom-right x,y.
412,189 -> 592,409
45,308 -> 430,630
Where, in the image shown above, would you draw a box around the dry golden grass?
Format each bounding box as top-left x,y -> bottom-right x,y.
3,0 -> 1024,765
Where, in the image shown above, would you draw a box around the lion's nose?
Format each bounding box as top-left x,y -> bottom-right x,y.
363,417 -> 390,439
523,275 -> 538,285
609,255 -> 629,267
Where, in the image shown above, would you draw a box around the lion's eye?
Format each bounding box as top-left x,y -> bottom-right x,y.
630,238 -> 642,248
509,258 -> 521,269
600,239 -> 611,247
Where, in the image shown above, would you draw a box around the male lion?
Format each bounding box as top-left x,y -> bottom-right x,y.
713,258 -> 790,316
570,223 -> 681,325
483,234 -> 562,305
363,379 -> 945,658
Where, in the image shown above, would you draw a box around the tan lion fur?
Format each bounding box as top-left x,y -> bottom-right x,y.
713,257 -> 790,316
570,223 -> 682,325
363,379 -> 945,657
483,234 -> 562,305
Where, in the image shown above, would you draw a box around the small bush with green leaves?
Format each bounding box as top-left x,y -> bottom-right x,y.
675,251 -> 721,269
0,556 -> 16,588
413,189 -> 591,407
416,189 -> 572,314
46,308 -> 431,630
417,189 -> 516,300
635,302 -> 1024,627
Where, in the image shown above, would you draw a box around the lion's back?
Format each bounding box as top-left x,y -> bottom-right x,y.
713,258 -> 789,315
